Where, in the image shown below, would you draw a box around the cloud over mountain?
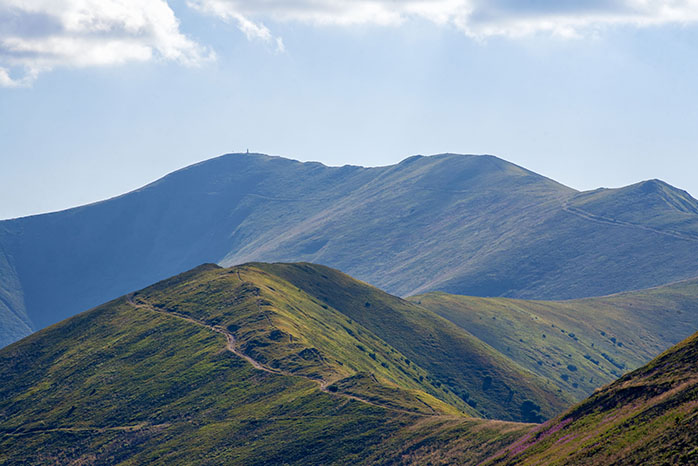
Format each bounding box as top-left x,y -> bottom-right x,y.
0,0 -> 212,86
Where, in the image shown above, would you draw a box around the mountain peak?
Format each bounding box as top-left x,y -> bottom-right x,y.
573,177 -> 698,218
2,151 -> 698,349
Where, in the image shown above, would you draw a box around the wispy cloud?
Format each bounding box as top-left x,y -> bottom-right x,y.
188,0 -> 698,39
0,0 -> 213,87
463,0 -> 698,38
187,0 -> 285,52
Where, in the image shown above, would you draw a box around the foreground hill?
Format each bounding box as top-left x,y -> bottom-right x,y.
0,262 -> 557,465
484,330 -> 698,465
2,153 -> 698,346
411,277 -> 698,400
250,263 -> 571,421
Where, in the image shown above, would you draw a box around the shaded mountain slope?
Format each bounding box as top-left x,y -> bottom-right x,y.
0,235 -> 31,345
411,277 -> 698,400
0,263 -> 533,465
484,330 -> 698,465
568,179 -> 698,238
2,152 -> 698,347
434,179 -> 698,300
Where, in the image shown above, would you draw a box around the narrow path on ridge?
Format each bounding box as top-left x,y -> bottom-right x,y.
125,294 -> 433,417
561,200 -> 698,242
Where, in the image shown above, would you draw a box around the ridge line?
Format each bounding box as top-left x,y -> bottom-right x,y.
125,293 -> 433,417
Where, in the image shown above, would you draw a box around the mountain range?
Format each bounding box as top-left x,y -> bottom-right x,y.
2,262 -> 696,465
2,152 -> 698,348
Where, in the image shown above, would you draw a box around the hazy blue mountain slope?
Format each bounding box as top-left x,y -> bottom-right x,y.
226,154 -> 574,298
569,179 -> 698,237
4,155 -> 376,332
1,152 -> 698,347
433,180 -> 698,299
0,235 -> 31,345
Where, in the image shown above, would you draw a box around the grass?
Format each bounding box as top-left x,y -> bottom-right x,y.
482,331 -> 698,465
132,264 -> 470,415
253,262 -> 573,421
411,277 -> 698,401
0,262 -> 530,465
2,261 -> 696,464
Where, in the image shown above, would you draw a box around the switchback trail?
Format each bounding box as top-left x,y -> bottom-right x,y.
125,294 -> 433,416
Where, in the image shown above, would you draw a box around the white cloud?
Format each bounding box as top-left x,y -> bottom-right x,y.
187,0 -> 285,52
0,0 -> 213,86
188,0 -> 698,40
463,0 -> 698,38
5,1 -> 698,86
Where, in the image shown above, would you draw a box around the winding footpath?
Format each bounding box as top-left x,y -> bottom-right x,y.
561,200 -> 698,242
3,283 -> 443,439
126,294 -> 430,416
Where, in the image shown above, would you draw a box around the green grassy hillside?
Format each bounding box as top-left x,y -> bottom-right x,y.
129,263 -> 469,415
252,263 -> 573,422
484,330 -> 698,465
4,262 -> 694,464
4,152 -> 698,348
411,277 -> 698,400
0,263 -> 534,465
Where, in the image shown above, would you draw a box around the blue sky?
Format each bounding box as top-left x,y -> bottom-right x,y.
1,0 -> 698,219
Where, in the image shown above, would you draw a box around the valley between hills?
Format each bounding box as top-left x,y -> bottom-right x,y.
1,153 -> 698,464
1,262 -> 698,464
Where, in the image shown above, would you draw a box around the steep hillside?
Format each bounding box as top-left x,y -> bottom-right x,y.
2,152 -> 698,346
252,262 -> 572,421
0,232 -> 31,345
484,330 -> 698,465
127,263 -> 471,415
0,263 -> 532,465
5,262 -> 695,464
412,277 -> 698,400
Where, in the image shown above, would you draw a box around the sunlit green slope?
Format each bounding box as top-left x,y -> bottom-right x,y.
484,330 -> 698,465
0,263 -> 534,465
411,277 -> 698,400
252,263 -> 572,422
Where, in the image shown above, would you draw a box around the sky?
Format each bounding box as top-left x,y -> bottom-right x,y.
1,0 -> 698,220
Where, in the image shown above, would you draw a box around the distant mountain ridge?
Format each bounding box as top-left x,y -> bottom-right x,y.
2,152 -> 698,346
